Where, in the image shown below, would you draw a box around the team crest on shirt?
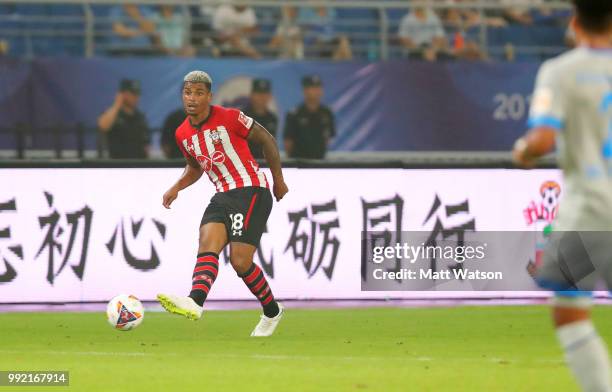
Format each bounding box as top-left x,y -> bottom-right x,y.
185,142 -> 195,154
210,128 -> 222,145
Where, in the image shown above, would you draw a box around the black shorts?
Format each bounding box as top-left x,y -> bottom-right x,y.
201,186 -> 273,246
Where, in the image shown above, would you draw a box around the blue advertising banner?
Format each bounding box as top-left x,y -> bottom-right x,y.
0,58 -> 541,151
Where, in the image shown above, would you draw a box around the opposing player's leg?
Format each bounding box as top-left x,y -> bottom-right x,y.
536,232 -> 612,392
230,241 -> 283,337
157,221 -> 227,320
552,294 -> 611,392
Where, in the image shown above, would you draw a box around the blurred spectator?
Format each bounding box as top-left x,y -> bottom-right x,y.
442,0 -> 506,30
151,5 -> 194,57
0,39 -> 8,56
398,7 -> 452,61
268,6 -> 303,59
439,1 -> 488,61
498,0 -> 533,25
284,75 -> 335,160
160,108 -> 186,159
98,79 -> 150,159
298,7 -> 352,61
109,5 -> 159,56
530,1 -> 572,26
191,6 -> 218,56
212,5 -> 261,59
243,79 -> 278,159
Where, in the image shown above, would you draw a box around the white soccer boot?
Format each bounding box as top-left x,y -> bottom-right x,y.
157,294 -> 203,321
250,303 -> 284,337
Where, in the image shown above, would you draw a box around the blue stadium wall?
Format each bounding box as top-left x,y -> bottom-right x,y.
0,58 -> 541,151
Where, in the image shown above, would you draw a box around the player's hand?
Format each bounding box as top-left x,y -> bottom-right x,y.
512,138 -> 536,169
113,93 -> 124,109
273,180 -> 288,202
512,149 -> 535,168
162,186 -> 179,209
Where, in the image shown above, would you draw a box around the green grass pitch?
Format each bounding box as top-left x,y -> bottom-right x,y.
2,305 -> 612,391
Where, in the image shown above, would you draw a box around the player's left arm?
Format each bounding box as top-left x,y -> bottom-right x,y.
248,121 -> 288,201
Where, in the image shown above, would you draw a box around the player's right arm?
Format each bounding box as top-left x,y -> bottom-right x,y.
248,121 -> 288,201
98,93 -> 123,132
512,62 -> 564,168
162,155 -> 203,209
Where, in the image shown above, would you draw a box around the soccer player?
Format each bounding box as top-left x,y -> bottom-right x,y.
512,1 -> 612,390
157,70 -> 289,337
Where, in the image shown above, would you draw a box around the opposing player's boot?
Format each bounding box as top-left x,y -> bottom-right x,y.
251,303 -> 284,337
157,294 -> 202,321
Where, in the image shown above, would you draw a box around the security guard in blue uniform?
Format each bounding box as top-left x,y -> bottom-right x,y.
283,75 -> 335,159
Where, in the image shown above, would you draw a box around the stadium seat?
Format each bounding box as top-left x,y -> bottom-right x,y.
48,4 -> 84,16
385,8 -> 408,22
89,4 -> 113,18
0,4 -> 15,15
5,36 -> 27,57
13,4 -> 48,16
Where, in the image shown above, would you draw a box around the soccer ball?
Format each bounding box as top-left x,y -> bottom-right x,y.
106,294 -> 144,331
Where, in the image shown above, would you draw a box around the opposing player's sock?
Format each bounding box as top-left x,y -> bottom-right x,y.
188,252 -> 219,307
239,263 -> 279,318
557,320 -> 612,392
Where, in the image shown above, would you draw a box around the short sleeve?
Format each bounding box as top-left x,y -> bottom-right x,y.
432,15 -> 445,38
527,62 -> 566,131
161,114 -> 175,147
142,115 -> 151,145
398,15 -> 410,38
283,111 -> 296,140
328,110 -> 336,138
212,6 -> 228,32
268,114 -> 279,137
245,8 -> 257,28
228,108 -> 254,139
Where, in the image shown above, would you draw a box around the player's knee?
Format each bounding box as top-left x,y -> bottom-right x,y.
198,225 -> 227,254
229,252 -> 251,275
551,295 -> 592,327
198,236 -> 225,254
198,238 -> 222,254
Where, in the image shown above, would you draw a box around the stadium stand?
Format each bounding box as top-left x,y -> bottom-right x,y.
0,1 -> 570,61
0,0 -> 572,161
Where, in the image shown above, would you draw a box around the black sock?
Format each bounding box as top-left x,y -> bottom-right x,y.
188,292 -> 206,307
263,300 -> 280,318
239,263 -> 279,317
189,252 -> 219,307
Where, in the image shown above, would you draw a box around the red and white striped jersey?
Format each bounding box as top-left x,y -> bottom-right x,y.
175,105 -> 269,192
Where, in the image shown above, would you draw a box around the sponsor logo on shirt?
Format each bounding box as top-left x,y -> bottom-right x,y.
238,111 -> 252,128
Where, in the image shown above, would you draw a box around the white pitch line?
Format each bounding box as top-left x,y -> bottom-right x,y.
0,349 -> 564,364
0,349 -> 150,357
